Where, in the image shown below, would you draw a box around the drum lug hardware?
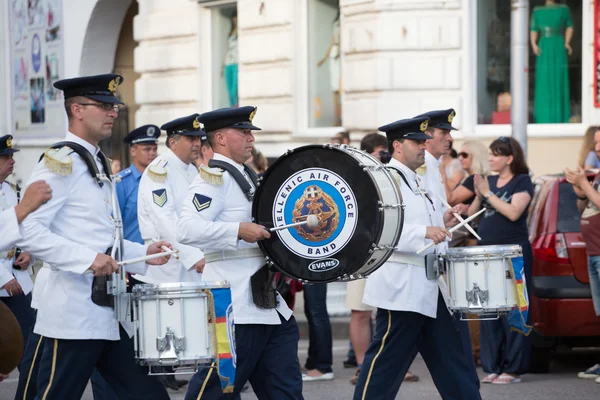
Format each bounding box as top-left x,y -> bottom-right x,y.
378,201 -> 402,211
372,244 -> 395,252
466,283 -> 488,309
157,326 -> 185,358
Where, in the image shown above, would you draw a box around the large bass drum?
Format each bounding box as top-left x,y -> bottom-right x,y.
252,144 -> 404,283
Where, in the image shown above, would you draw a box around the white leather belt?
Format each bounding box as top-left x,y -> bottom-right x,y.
204,248 -> 264,264
387,253 -> 426,267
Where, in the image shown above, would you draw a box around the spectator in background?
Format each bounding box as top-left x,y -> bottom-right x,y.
465,136 -> 534,384
440,145 -> 465,191
565,133 -> 600,383
331,131 -> 350,145
247,146 -> 268,176
579,126 -> 600,170
443,140 -> 491,207
110,158 -> 121,175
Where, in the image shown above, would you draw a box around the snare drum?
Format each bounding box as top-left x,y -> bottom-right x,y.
252,144 -> 404,282
444,245 -> 522,314
132,281 -> 234,373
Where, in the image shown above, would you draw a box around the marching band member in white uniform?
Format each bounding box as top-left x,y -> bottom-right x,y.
177,106 -> 303,399
353,116 -> 481,400
136,114 -> 207,284
18,74 -> 172,400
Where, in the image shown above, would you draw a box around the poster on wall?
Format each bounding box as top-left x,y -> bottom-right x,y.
9,0 -> 65,136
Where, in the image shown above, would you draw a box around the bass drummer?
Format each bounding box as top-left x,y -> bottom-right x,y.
177,106 -> 304,399
352,116 -> 481,400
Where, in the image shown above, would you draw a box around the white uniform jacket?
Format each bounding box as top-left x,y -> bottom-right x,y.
0,208 -> 20,251
19,132 -> 148,340
362,158 -> 449,318
423,151 -> 447,212
136,149 -> 204,283
0,181 -> 34,296
177,153 -> 292,325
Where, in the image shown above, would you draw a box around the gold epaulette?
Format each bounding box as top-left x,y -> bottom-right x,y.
148,165 -> 167,183
416,164 -> 427,177
43,147 -> 73,176
199,165 -> 223,185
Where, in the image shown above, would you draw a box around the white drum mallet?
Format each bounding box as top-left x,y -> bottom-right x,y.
270,214 -> 319,232
416,208 -> 487,255
434,193 -> 481,241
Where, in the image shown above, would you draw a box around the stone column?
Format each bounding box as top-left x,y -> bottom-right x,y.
134,0 -> 203,127
237,0 -> 295,134
341,0 -> 464,130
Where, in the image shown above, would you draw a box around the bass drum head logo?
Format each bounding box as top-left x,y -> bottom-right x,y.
273,168 -> 358,260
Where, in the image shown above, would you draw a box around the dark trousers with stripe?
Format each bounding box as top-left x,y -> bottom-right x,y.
353,294 -> 481,400
15,325 -> 119,400
33,326 -> 169,400
185,315 -> 303,400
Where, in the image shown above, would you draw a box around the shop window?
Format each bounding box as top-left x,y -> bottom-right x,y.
477,0 -> 582,125
212,4 -> 238,109
308,0 -> 341,128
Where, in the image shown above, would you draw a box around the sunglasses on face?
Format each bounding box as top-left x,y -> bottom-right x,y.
78,103 -> 120,112
458,152 -> 469,158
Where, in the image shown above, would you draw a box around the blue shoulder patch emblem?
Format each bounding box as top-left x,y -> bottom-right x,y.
193,194 -> 212,212
152,189 -> 167,207
117,169 -> 132,179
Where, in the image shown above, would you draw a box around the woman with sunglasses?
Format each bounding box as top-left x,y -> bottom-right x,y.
442,140 -> 491,207
463,136 -> 534,384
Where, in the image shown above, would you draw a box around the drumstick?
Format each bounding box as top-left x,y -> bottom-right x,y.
416,208 -> 487,255
270,214 -> 319,232
117,249 -> 177,267
434,193 -> 481,241
152,238 -> 179,259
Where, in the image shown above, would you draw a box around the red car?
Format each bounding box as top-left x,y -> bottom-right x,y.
527,173 -> 600,372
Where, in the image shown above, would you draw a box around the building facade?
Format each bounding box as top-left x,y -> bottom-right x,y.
1,0 -> 598,183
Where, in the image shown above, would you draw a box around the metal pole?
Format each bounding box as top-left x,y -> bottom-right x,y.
511,0 -> 529,157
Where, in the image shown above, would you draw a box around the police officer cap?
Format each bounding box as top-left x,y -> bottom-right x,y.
160,114 -> 206,138
124,125 -> 161,145
0,135 -> 19,156
414,108 -> 457,131
378,116 -> 432,142
53,74 -> 124,105
199,106 -> 261,133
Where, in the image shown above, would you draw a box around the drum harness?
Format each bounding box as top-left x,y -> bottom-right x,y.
206,159 -> 280,309
387,166 -> 444,280
39,142 -> 118,308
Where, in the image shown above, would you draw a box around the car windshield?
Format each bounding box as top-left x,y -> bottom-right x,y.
557,182 -> 582,233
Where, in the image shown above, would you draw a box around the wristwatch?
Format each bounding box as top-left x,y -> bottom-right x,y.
484,191 -> 494,199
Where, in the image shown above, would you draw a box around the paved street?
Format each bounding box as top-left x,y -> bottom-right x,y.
2,340 -> 599,400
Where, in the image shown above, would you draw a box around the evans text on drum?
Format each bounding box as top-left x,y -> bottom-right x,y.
252,144 -> 404,283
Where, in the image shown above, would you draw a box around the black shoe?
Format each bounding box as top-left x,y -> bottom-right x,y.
158,375 -> 180,391
343,357 -> 358,368
175,378 -> 189,388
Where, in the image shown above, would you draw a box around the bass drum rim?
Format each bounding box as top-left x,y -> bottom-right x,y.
252,144 -> 385,283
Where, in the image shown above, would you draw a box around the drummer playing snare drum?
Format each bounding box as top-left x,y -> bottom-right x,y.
177,106 -> 304,399
352,116 -> 482,400
17,74 -> 173,400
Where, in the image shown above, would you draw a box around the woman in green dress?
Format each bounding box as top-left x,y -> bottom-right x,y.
530,0 -> 574,123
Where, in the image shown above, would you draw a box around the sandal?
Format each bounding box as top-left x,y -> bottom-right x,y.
350,369 -> 360,385
492,374 -> 521,384
481,373 -> 499,383
404,371 -> 419,382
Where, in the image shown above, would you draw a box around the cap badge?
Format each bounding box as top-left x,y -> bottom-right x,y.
108,76 -> 121,93
249,108 -> 257,123
193,116 -> 201,129
6,137 -> 12,148
448,110 -> 455,123
420,120 -> 428,132
146,126 -> 156,136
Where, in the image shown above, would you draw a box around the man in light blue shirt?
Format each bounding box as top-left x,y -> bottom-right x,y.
116,125 -> 160,243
